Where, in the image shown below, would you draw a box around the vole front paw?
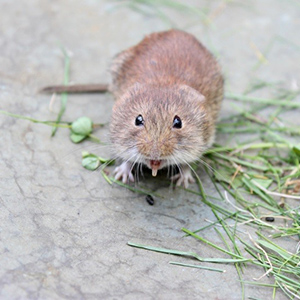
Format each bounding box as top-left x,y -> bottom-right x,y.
113,161 -> 134,183
171,166 -> 195,189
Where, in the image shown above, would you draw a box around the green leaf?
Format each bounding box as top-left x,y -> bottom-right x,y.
214,168 -> 232,183
250,178 -> 273,189
70,133 -> 87,143
82,156 -> 101,170
292,146 -> 300,157
81,151 -> 113,165
82,151 -> 90,158
257,239 -> 292,261
242,177 -> 275,205
71,117 -> 93,135
213,168 -> 243,189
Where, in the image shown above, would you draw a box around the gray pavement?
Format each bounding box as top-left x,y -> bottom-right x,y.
0,1 -> 299,299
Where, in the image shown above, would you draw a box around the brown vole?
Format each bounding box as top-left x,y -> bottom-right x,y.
42,29 -> 224,188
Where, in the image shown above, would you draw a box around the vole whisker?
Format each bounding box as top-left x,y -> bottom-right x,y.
56,143 -> 111,163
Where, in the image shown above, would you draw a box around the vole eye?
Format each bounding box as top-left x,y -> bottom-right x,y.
173,115 -> 182,129
135,114 -> 144,126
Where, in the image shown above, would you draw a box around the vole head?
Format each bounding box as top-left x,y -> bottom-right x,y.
110,84 -> 213,176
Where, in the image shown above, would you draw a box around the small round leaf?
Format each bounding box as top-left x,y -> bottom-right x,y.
70,133 -> 87,143
71,117 -> 93,135
82,156 -> 101,170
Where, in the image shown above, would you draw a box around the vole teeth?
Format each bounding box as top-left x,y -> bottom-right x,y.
152,169 -> 158,177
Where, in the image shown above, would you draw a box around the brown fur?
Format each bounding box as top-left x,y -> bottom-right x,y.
110,29 -> 224,168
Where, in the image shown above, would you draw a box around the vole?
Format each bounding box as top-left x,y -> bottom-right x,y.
42,29 -> 224,188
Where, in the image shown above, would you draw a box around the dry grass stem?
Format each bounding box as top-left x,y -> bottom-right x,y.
248,234 -> 273,281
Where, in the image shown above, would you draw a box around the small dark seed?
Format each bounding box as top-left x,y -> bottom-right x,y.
146,195 -> 154,205
265,217 -> 275,222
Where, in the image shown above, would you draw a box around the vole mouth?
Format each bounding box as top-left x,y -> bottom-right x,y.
150,160 -> 161,177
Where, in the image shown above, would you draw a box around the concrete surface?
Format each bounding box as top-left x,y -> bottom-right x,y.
0,0 -> 299,299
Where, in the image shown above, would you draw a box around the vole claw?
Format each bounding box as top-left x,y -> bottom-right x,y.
171,167 -> 195,189
113,161 -> 134,183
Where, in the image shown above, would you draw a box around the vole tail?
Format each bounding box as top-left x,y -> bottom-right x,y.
40,83 -> 109,94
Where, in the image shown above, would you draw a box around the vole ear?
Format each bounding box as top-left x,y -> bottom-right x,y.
178,85 -> 205,103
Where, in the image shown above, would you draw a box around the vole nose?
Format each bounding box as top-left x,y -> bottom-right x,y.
150,142 -> 160,159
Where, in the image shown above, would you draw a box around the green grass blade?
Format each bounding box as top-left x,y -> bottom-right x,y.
51,47 -> 71,136
226,93 -> 300,108
169,261 -> 225,272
